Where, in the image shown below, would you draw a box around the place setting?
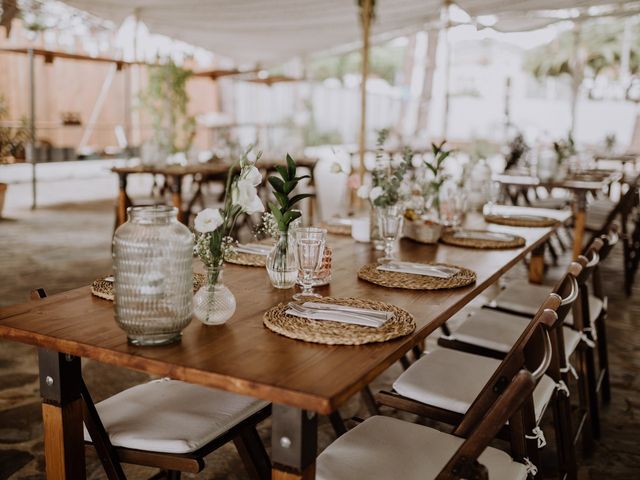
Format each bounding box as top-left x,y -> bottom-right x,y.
440,228 -> 526,249
262,224 -> 416,345
225,242 -> 272,267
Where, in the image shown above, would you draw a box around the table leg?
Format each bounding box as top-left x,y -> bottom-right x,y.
116,173 -> 131,228
529,243 -> 545,284
271,404 -> 318,479
572,194 -> 587,259
38,349 -> 85,479
169,174 -> 186,224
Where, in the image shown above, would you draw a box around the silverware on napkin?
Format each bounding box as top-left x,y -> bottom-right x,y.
301,302 -> 393,320
235,244 -> 272,256
285,302 -> 389,328
377,261 -> 458,278
453,231 -> 515,241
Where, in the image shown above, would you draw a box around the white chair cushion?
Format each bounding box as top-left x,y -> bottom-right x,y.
453,308 -> 530,353
488,281 -> 603,327
563,327 -> 581,356
317,415 -> 527,480
83,378 -> 269,454
393,347 -> 555,422
453,309 -> 586,360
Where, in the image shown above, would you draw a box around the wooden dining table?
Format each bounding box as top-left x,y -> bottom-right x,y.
0,211 -> 569,479
495,171 -> 620,259
112,156 -> 318,227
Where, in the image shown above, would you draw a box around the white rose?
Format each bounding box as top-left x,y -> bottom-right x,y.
357,185 -> 370,199
233,178 -> 265,214
369,186 -> 384,201
243,165 -> 263,187
194,208 -> 223,233
330,162 -> 343,174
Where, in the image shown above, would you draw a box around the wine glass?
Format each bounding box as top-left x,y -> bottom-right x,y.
483,181 -> 502,216
376,205 -> 404,263
293,227 -> 326,300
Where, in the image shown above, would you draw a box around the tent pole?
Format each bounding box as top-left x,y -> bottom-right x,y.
358,0 -> 373,185
569,22 -> 583,138
441,0 -> 452,140
28,47 -> 36,210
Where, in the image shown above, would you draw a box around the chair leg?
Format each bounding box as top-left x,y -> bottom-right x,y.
233,427 -> 271,480
575,345 -> 596,453
328,411 -> 347,437
595,310 -> 611,404
584,343 -> 601,439
400,355 -> 412,370
552,389 -> 578,480
361,386 -> 381,416
166,471 -> 181,480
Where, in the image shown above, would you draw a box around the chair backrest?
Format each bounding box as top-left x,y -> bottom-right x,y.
437,352 -> 550,479
591,173 -> 640,238
454,295 -> 560,440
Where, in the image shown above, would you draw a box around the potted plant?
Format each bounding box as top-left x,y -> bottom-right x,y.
265,154 -> 313,288
139,59 -> 196,164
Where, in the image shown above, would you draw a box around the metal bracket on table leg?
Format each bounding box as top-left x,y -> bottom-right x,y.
271,404 -> 318,475
38,349 -> 82,404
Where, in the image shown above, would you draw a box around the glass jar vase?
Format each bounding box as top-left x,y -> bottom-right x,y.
266,230 -> 297,289
112,206 -> 193,346
193,265 -> 237,325
369,207 -> 385,250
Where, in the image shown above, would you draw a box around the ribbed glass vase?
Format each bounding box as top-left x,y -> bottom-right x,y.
193,265 -> 237,325
112,206 -> 193,346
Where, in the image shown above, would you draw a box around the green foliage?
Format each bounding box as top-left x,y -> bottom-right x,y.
505,133 -> 529,171
553,133 -> 576,164
139,59 -> 196,154
421,141 -> 450,203
268,154 -> 312,232
370,129 -> 411,207
0,95 -> 29,162
525,21 -> 640,80
308,43 -> 405,85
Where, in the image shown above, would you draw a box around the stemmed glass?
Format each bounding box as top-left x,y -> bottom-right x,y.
293,227 -> 326,300
376,205 -> 404,263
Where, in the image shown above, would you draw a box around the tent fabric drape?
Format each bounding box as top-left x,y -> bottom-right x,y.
64,0 -> 634,64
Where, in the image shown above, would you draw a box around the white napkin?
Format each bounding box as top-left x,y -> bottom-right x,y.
235,244 -> 272,256
453,231 -> 515,241
285,307 -> 388,328
377,262 -> 458,278
302,302 -> 393,320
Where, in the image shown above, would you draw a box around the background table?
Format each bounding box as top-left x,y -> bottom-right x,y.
0,214 -> 566,479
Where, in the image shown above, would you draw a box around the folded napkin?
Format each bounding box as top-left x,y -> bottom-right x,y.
235,244 -> 272,256
377,261 -> 458,279
285,303 -> 391,328
302,302 -> 393,320
453,231 -> 515,242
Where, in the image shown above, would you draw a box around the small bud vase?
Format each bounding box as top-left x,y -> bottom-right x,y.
266,230 -> 297,289
193,264 -> 236,325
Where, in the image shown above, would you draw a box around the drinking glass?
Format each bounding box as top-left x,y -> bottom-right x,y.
293,227 -> 326,300
439,184 -> 467,227
376,204 -> 404,263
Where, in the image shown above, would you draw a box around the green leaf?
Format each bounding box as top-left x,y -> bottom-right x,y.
283,179 -> 298,195
286,154 -> 296,178
294,174 -> 311,181
275,165 -> 289,181
288,193 -> 314,207
269,202 -> 284,225
268,176 -> 285,193
283,209 -> 301,226
274,191 -> 289,208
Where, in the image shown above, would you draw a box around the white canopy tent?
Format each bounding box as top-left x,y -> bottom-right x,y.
63,0 -> 635,65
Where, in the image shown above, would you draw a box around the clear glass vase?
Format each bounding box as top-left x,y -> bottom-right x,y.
193,265 -> 237,325
369,207 -> 385,250
266,230 -> 297,289
112,206 -> 193,346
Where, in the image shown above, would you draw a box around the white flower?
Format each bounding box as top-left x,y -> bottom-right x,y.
194,208 -> 223,233
357,185 -> 370,199
243,165 -> 263,186
369,186 -> 384,201
391,156 -> 405,168
232,178 -> 265,214
330,162 -> 343,174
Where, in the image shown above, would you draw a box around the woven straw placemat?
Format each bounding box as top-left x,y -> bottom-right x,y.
484,214 -> 558,228
358,263 -> 476,290
440,229 -> 525,249
263,297 -> 415,345
319,221 -> 352,236
90,273 -> 206,301
225,251 -> 267,267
